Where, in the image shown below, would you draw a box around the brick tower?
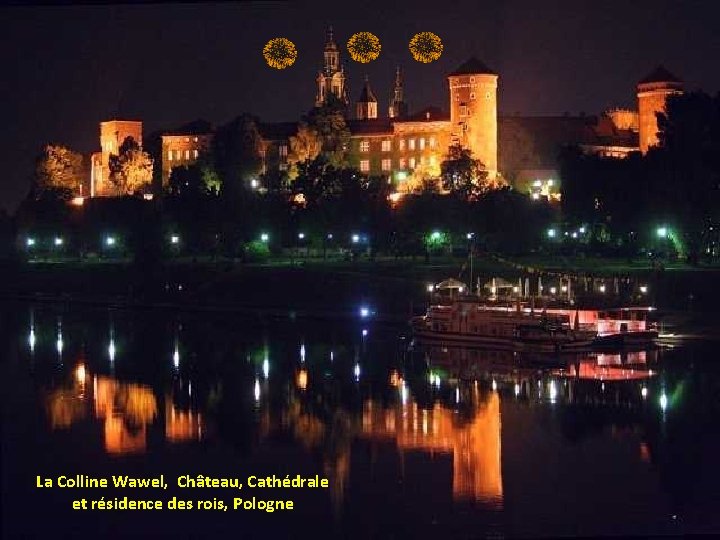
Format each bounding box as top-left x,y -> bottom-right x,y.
637,66 -> 683,154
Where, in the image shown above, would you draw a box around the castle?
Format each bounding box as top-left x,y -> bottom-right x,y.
87,29 -> 684,200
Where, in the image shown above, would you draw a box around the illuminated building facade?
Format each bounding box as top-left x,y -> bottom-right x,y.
637,66 -> 683,154
90,120 -> 143,197
161,132 -> 213,186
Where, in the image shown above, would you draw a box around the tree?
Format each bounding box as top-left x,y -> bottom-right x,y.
211,114 -> 263,197
288,121 -> 322,168
34,144 -> 84,196
168,152 -> 220,198
441,145 -> 503,199
108,137 -> 154,195
306,94 -> 350,168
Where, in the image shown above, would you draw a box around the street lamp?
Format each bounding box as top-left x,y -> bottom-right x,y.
170,234 -> 180,245
640,285 -> 648,294
298,232 -> 305,240
431,230 -> 441,241
26,237 -> 35,248
105,236 -> 116,247
657,226 -> 668,239
547,228 -> 556,238
260,233 -> 269,243
54,237 -> 64,246
352,234 -> 360,244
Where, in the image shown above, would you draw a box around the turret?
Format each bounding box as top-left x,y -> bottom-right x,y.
388,66 -> 408,118
356,76 -> 378,120
637,66 -> 683,153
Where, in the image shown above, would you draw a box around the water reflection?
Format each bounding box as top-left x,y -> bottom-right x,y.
17,306 -> 716,535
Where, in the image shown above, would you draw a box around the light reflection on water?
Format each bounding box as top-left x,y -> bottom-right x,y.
6,304 -> 720,536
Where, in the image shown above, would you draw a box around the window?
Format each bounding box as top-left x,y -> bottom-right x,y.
175,150 -> 182,160
419,138 -> 425,150
419,156 -> 425,166
399,158 -> 407,169
460,106 -> 469,116
381,140 -> 392,152
470,92 -> 476,100
360,160 -> 370,172
470,77 -> 475,83
168,150 -> 173,161
408,139 -> 416,150
430,155 -> 436,166
193,149 -> 199,159
279,163 -> 288,171
184,137 -> 190,142
381,159 -> 391,171
279,144 -> 288,157
429,136 -> 436,149
360,140 -> 370,152
193,137 -> 198,143
455,93 -> 460,101
399,139 -> 406,151
409,157 -> 416,169
185,149 -> 190,160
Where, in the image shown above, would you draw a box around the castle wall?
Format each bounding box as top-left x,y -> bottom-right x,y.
637,82 -> 682,154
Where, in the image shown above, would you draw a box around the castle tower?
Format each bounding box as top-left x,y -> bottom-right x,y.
356,76 -> 378,120
637,66 -> 683,154
90,119 -> 143,197
315,26 -> 348,107
388,66 -> 408,119
447,58 -> 498,177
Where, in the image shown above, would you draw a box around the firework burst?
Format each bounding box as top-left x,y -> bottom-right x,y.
409,32 -> 443,63
346,32 -> 382,64
263,37 -> 298,69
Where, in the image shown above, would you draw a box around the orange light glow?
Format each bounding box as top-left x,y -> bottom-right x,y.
70,196 -> 85,206
297,369 -> 308,391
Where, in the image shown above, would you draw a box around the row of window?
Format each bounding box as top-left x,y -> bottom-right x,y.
359,137 -> 437,153
359,155 -> 438,173
167,149 -> 199,161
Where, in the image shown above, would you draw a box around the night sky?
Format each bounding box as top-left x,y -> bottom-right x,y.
3,0 -> 719,212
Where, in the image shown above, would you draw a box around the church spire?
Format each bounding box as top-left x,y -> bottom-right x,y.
389,65 -> 407,118
316,26 -> 348,108
356,75 -> 378,120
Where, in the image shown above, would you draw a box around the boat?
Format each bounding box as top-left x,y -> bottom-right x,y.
411,280 -> 597,352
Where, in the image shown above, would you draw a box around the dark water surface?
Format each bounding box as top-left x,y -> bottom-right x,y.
2,302 -> 719,538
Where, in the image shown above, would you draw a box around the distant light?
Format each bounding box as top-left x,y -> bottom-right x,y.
105,236 -> 116,246
641,386 -> 648,398
359,306 -> 370,318
354,363 -> 361,380
300,343 -> 306,362
298,232 -> 305,240
571,232 -> 578,239
579,226 -> 586,234
657,227 -> 668,238
297,369 -> 308,391
549,380 -> 557,402
70,196 -> 85,206
254,378 -> 261,402
327,233 -> 333,240
466,232 -> 473,240
427,284 -> 434,292
260,233 -> 269,242
262,357 -> 270,379
533,180 -> 542,187
514,383 -> 520,396
143,193 -> 154,200
531,193 -> 540,200
431,231 -> 441,240
660,392 -> 668,412
173,348 -> 180,368
352,234 -> 360,244
75,364 -> 86,385
547,228 -> 556,238
492,379 -> 497,391
550,287 -> 557,294
250,178 -> 259,189
54,237 -> 64,246
561,285 -> 568,293
28,328 -> 36,352
512,286 -> 519,293
396,171 -> 408,181
56,335 -> 63,355
599,284 -> 606,293
401,382 -> 408,404
362,329 -> 368,337
170,235 -> 180,244
455,387 -> 460,403
26,237 -> 35,247
547,179 -> 554,186
640,285 -> 648,294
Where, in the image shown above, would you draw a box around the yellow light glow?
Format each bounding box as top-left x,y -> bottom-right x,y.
346,32 -> 381,63
75,364 -> 87,385
70,196 -> 85,206
297,369 -> 308,391
409,32 -> 443,63
263,37 -> 298,69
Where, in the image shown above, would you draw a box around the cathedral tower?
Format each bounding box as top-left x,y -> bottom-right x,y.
315,27 -> 348,107
356,76 -> 378,120
388,66 -> 408,118
447,58 -> 498,177
637,66 -> 683,154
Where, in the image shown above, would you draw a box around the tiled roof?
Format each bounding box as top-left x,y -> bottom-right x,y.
358,79 -> 378,103
403,106 -> 450,122
348,118 -> 393,135
448,57 -> 496,76
638,65 -> 682,85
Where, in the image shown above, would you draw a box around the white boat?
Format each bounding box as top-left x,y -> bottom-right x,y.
411,281 -> 596,352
